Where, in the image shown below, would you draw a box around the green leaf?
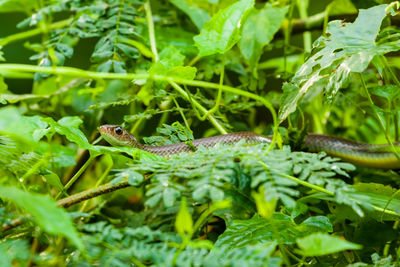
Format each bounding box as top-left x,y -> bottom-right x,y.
239,4 -> 288,76
0,186 -> 83,250
163,187 -> 181,207
215,214 -> 302,247
278,4 -> 396,122
175,197 -> 193,239
43,171 -> 64,192
0,240 -> 30,267
278,83 -> 300,124
369,85 -> 400,100
300,216 -> 333,232
251,186 -> 277,219
328,0 -> 357,15
296,233 -> 362,256
0,0 -> 36,13
170,0 -> 210,30
193,0 -> 254,56
0,106 -> 47,144
43,117 -> 90,149
351,183 -> 400,218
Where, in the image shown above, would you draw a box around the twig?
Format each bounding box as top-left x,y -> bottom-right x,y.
57,180 -> 130,208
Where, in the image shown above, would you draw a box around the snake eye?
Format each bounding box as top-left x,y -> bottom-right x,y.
115,126 -> 123,135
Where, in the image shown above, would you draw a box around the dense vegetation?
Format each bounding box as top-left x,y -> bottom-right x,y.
1,0 -> 400,266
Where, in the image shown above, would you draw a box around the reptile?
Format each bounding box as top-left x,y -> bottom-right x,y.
99,125 -> 400,169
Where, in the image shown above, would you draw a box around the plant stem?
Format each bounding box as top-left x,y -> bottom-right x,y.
144,0 -> 158,61
296,0 -> 312,53
172,97 -> 192,132
0,19 -> 73,47
200,54 -> 225,119
169,81 -> 227,134
0,64 -> 278,148
359,73 -> 400,163
56,155 -> 96,199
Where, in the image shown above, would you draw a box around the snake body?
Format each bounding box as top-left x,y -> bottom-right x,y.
99,125 -> 400,169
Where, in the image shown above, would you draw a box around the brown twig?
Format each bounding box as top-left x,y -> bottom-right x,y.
57,180 -> 130,208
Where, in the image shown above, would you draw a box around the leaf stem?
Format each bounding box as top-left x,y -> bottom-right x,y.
259,162 -> 334,196
261,162 -> 400,217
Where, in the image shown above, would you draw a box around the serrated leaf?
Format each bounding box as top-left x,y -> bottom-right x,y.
0,186 -> 83,250
193,0 -> 254,56
296,233 -> 361,256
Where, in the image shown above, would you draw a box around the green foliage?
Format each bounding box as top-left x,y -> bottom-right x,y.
279,3 -> 400,121
0,186 -> 83,250
1,0 -> 400,266
239,4 -> 288,76
295,232 -> 362,256
193,0 -> 254,56
215,214 -> 332,247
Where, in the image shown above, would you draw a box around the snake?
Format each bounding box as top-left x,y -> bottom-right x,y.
99,125 -> 400,169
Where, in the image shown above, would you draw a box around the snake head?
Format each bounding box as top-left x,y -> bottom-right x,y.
99,125 -> 138,147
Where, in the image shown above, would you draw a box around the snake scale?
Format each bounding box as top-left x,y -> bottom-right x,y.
99,125 -> 400,169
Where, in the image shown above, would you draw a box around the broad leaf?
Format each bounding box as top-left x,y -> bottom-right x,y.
0,186 -> 83,250
0,106 -> 47,144
43,117 -> 90,149
296,233 -> 362,256
193,0 -> 254,56
170,0 -> 210,30
239,4 -> 288,76
278,4 -> 400,122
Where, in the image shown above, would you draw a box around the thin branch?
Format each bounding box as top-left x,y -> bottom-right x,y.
0,19 -> 73,47
57,180 -> 130,208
